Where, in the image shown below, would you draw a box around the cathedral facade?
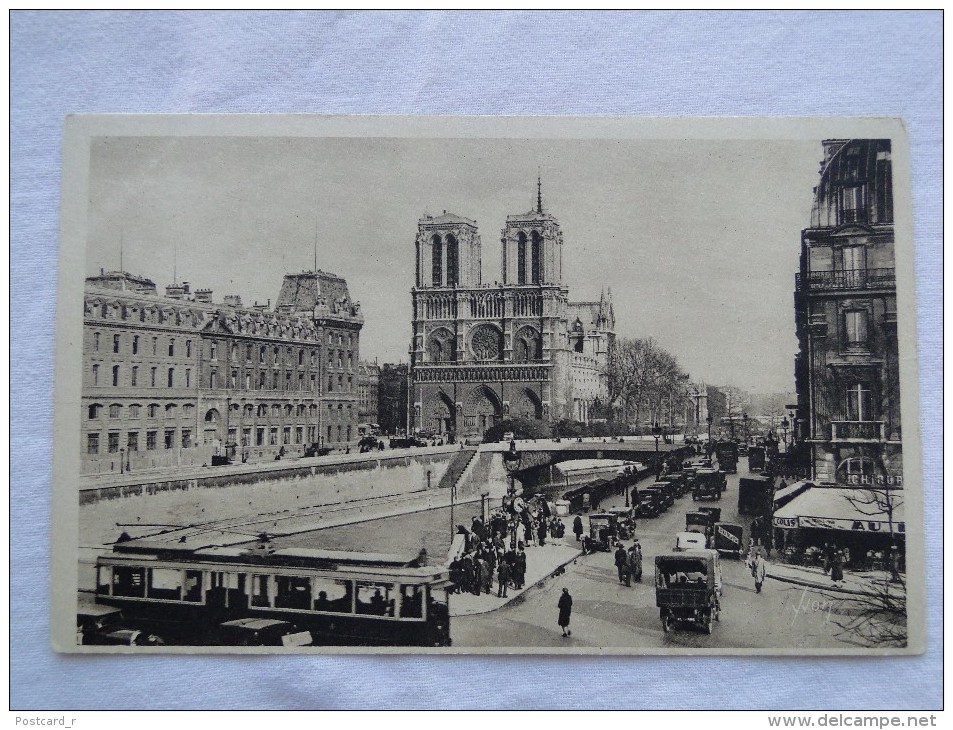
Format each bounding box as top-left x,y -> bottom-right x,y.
409,188 -> 614,439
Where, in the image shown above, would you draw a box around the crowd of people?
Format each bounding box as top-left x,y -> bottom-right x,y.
447,494 -> 567,598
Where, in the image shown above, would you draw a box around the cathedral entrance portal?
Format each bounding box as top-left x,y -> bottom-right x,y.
428,393 -> 456,436
464,385 -> 502,438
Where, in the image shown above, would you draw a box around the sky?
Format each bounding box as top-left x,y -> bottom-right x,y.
85,134 -> 823,393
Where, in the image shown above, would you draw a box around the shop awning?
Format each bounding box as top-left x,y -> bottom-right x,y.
773,486 -> 905,534
772,480 -> 812,509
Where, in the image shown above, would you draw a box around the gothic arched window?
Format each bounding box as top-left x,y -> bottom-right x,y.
517,232 -> 527,285
531,230 -> 543,283
446,234 -> 458,286
431,234 -> 443,286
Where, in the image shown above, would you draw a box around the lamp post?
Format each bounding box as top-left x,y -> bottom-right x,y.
449,482 -> 457,541
742,412 -> 749,443
653,421 -> 662,477
706,413 -> 713,444
781,417 -> 789,450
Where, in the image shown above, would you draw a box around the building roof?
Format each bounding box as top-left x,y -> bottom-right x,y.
809,138 -> 893,229
419,211 -> 477,227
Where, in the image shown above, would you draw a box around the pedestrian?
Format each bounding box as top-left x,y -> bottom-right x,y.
614,543 -> 628,584
497,560 -> 510,598
557,587 -> 573,637
830,549 -> 844,584
480,556 -> 493,595
537,519 -> 547,547
471,555 -> 483,595
573,515 -> 584,542
515,548 -> 527,589
822,542 -> 836,574
748,551 -> 767,593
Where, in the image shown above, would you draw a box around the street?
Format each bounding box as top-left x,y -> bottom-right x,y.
267,456 -> 852,649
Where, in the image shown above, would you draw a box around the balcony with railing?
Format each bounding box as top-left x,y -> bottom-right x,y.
830,420 -> 886,443
795,268 -> 895,292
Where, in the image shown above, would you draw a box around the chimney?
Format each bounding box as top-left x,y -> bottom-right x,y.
194,288 -> 213,304
165,283 -> 186,300
223,294 -> 243,308
182,281 -> 191,295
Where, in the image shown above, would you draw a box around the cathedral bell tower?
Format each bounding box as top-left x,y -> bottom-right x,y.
415,212 -> 481,289
500,177 -> 563,286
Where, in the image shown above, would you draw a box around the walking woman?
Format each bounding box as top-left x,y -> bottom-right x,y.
557,587 -> 573,637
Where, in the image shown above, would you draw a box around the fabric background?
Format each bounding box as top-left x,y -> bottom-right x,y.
10,10 -> 942,710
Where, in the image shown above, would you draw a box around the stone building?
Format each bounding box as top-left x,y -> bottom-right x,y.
793,139 -> 902,485
357,360 -> 381,427
409,184 -> 614,439
378,363 -> 410,436
82,269 -> 362,475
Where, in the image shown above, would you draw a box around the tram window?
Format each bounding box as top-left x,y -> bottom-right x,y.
356,582 -> 394,617
96,566 -> 111,595
275,575 -> 311,610
112,566 -> 146,598
311,578 -> 353,613
148,568 -> 182,601
399,585 -> 424,618
183,570 -> 203,602
251,574 -> 271,607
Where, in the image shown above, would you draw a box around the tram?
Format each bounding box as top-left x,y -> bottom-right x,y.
90,540 -> 453,647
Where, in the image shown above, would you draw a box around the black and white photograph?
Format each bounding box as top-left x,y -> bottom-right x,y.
51,115 -> 923,655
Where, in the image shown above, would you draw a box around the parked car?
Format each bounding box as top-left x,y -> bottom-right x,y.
674,531 -> 708,552
215,618 -> 313,647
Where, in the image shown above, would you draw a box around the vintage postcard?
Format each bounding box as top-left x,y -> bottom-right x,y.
51,115 -> 925,654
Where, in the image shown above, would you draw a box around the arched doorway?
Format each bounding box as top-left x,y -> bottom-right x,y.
429,393 -> 456,435
465,385 -> 502,436
513,388 -> 543,420
203,408 -> 222,453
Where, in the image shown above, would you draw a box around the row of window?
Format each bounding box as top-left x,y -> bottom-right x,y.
88,363 -> 356,394
86,428 -> 193,454
90,332 -> 357,370
92,332 -> 193,358
88,401 -> 357,421
86,422 -> 356,455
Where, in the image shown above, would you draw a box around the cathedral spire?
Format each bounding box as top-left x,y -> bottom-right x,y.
537,172 -> 543,214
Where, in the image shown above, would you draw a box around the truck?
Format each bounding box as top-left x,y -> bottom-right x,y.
738,474 -> 774,516
713,441 -> 739,474
712,522 -> 745,558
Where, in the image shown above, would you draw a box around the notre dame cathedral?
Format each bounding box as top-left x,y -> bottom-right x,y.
409,182 -> 614,439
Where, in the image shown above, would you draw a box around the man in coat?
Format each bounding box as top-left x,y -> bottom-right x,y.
497,559 -> 510,598
748,551 -> 767,593
515,548 -> 527,589
614,543 -> 629,584
573,514 -> 584,542
557,587 -> 573,637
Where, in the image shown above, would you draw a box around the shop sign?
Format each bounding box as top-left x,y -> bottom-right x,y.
799,515 -> 905,533
773,516 -> 798,529
840,474 -> 903,487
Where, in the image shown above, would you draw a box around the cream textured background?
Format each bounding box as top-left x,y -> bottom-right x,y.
11,10 -> 942,709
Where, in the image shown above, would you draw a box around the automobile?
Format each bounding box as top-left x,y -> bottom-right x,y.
685,511 -> 713,539
649,480 -> 677,508
77,602 -> 166,646
658,473 -> 688,498
606,507 -> 637,539
692,468 -> 725,501
582,512 -> 620,554
713,442 -> 739,474
696,506 -> 722,524
655,552 -> 721,634
712,522 -> 745,558
748,445 -> 767,472
501,432 -> 515,443
215,618 -> 313,647
674,531 -> 708,552
642,486 -> 669,513
634,490 -> 661,518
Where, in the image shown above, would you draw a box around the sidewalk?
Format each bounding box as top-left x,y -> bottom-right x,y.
450,542 -> 582,617
767,562 -> 905,598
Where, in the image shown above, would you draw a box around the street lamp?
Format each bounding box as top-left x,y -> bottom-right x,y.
742,412 -> 749,443
781,417 -> 789,449
706,413 -> 713,444
653,421 -> 662,476
449,483 -> 457,541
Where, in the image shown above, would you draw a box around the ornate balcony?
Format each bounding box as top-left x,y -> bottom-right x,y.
830,420 -> 886,443
795,268 -> 895,292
